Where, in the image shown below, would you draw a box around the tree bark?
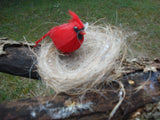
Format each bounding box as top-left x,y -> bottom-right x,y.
0,39 -> 160,120
0,38 -> 40,79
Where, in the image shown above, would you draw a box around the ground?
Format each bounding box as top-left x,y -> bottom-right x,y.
0,0 -> 160,102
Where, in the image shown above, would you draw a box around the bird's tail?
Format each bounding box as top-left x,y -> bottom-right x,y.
34,33 -> 49,47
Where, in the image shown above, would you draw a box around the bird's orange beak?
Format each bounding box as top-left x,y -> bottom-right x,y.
80,31 -> 86,35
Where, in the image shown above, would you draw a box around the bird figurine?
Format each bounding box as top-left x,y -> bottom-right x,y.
35,10 -> 86,53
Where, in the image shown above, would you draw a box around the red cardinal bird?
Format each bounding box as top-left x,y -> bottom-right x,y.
35,10 -> 86,53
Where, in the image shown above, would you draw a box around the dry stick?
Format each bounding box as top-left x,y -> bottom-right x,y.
108,81 -> 126,120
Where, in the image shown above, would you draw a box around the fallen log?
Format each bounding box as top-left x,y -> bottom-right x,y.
0,39 -> 160,120
0,38 -> 39,79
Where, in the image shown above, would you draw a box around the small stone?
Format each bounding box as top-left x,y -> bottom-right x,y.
128,80 -> 135,85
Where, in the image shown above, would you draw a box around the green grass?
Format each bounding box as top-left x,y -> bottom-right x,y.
1,0 -> 160,56
0,0 -> 160,102
0,73 -> 54,103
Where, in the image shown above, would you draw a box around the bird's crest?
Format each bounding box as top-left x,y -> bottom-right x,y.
68,10 -> 84,28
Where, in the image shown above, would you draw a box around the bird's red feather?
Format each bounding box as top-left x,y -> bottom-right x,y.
35,10 -> 85,53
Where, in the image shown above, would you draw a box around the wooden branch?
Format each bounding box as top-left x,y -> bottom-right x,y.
0,39 -> 160,120
0,71 -> 160,120
0,38 -> 40,79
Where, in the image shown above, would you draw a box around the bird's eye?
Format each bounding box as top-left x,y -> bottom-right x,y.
73,26 -> 78,33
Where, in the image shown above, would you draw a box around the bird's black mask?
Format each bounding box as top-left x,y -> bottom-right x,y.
73,27 -> 85,40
